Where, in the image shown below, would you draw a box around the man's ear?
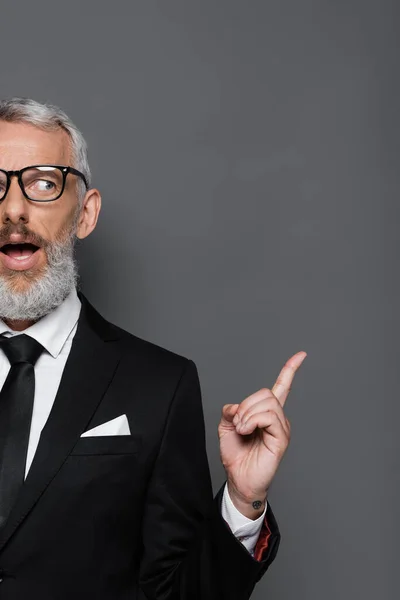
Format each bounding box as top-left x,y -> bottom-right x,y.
76,188 -> 102,240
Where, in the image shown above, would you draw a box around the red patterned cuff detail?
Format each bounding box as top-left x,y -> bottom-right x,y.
253,515 -> 271,562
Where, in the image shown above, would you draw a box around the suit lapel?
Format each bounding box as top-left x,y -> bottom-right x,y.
0,293 -> 122,552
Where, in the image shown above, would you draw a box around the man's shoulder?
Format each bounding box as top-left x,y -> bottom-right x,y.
114,320 -> 189,367
106,320 -> 198,390
81,293 -> 193,378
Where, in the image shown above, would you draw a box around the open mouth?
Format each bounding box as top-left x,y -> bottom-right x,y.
0,243 -> 40,260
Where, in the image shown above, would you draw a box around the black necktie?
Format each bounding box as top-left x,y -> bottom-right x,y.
0,334 -> 43,527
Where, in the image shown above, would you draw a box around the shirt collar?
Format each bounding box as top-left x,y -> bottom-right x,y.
0,288 -> 82,358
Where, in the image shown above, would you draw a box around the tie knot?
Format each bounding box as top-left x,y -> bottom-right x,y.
0,334 -> 44,366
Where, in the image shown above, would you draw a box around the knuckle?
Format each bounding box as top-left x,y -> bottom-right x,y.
260,387 -> 271,395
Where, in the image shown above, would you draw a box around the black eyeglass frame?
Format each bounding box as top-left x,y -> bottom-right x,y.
0,165 -> 89,203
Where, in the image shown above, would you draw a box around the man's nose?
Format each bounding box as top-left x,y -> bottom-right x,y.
0,177 -> 29,225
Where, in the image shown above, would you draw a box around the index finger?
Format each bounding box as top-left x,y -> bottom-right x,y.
271,351 -> 307,407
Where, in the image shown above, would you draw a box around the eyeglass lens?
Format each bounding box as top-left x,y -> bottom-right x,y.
0,167 -> 64,201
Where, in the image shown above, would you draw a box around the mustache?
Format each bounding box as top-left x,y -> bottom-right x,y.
0,224 -> 50,249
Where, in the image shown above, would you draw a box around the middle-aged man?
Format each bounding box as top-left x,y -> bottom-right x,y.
0,97 -> 306,599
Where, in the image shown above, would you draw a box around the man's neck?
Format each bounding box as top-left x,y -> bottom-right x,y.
3,318 -> 38,332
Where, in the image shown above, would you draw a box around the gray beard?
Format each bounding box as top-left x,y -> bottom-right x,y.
0,234 -> 78,322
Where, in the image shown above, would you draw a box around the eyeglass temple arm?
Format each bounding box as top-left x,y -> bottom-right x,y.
67,167 -> 89,189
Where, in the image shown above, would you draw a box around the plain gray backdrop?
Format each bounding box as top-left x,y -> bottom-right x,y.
0,1 -> 397,598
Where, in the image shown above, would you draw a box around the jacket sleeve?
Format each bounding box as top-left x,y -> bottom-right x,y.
138,359 -> 281,600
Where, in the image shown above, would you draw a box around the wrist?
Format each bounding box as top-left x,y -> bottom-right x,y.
227,481 -> 268,520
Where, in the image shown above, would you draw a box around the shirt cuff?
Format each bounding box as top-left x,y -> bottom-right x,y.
220,482 -> 267,556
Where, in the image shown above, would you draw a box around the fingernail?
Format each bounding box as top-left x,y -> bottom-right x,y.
233,414 -> 239,426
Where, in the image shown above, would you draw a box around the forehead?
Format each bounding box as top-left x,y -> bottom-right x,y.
0,121 -> 72,170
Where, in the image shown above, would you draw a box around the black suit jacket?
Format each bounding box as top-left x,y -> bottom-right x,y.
0,293 -> 280,599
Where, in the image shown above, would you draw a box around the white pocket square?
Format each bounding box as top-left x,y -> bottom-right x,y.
80,414 -> 131,437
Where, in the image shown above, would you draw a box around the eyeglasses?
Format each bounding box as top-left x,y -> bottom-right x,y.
0,165 -> 89,202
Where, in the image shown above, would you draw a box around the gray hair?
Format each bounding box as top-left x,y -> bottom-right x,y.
0,97 -> 91,201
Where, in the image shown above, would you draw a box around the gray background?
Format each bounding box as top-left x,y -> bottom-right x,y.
0,1 -> 397,598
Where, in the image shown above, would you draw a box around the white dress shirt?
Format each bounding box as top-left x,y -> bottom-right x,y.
0,288 -> 266,555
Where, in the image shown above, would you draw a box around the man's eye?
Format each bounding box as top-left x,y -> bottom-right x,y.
32,179 -> 56,191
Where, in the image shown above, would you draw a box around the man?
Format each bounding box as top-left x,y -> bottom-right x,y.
0,97 -> 306,599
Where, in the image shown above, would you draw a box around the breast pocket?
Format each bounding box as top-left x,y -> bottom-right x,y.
70,435 -> 141,456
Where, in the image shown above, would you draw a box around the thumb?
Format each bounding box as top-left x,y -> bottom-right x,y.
220,403 -> 240,426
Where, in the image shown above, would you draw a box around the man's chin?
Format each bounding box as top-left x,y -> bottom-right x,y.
0,237 -> 77,323
0,267 -> 47,292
